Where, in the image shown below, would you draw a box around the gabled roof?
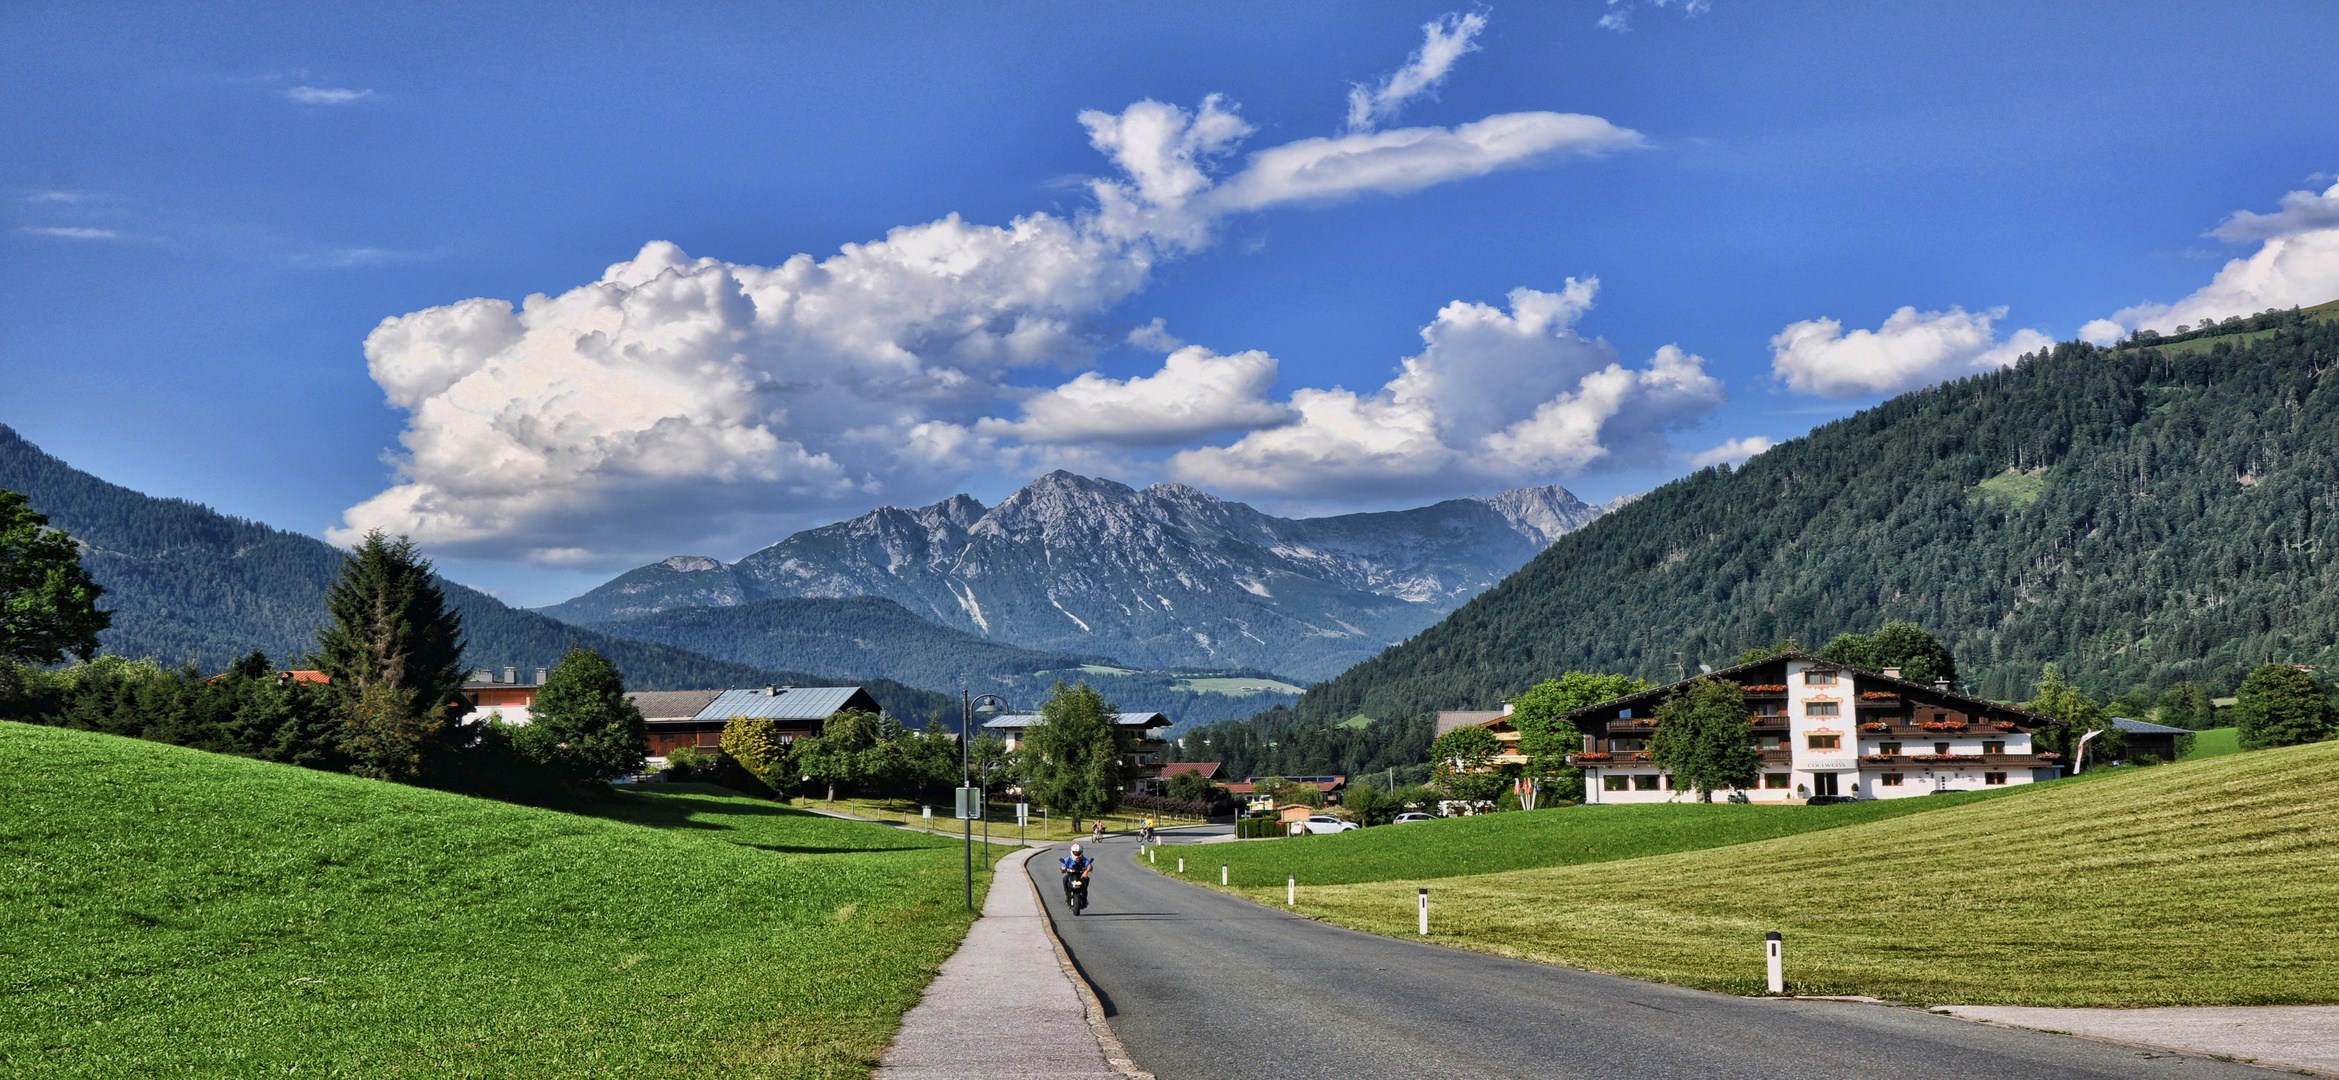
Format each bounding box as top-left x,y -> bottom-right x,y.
1436,710 -> 1508,736
2110,716 -> 2195,735
692,686 -> 880,722
1557,650 -> 2060,728
630,689 -> 726,722
1157,762 -> 1221,779
982,711 -> 1171,730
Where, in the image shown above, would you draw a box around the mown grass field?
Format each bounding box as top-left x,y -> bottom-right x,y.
2181,726 -> 2241,760
1229,742 -> 2339,1006
0,722 -> 1011,1078
1181,785 -> 2039,888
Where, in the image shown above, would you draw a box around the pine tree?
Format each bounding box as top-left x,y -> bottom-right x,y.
519,647 -> 649,780
313,531 -> 465,782
1647,677 -> 1761,802
0,488 -> 110,666
1020,681 -> 1128,830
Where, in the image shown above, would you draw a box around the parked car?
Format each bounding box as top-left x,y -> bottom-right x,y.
1806,795 -> 1858,805
1391,812 -> 1438,823
1300,815 -> 1359,834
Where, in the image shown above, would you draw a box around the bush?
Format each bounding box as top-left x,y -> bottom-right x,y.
1236,815 -> 1290,839
662,744 -> 711,781
1121,790 -> 1232,819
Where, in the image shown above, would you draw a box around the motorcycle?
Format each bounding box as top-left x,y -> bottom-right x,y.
1062,869 -> 1090,915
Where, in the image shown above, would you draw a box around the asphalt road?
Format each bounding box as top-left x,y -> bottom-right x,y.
1031,831 -> 2275,1080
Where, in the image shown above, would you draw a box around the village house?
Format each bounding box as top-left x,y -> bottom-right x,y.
1560,652 -> 2063,804
981,710 -> 1173,792
456,667 -> 549,725
1146,761 -> 1222,794
641,685 -> 884,761
1222,774 -> 1347,811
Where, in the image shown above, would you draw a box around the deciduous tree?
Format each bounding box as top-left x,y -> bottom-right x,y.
2234,663 -> 2334,750
2023,663 -> 2123,763
1507,672 -> 1652,808
1020,681 -> 1128,830
1647,677 -> 1761,802
519,647 -> 648,781
1428,724 -> 1505,811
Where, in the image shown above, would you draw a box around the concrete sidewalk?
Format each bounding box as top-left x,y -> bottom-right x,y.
1935,1005 -> 2339,1075
876,847 -> 1144,1079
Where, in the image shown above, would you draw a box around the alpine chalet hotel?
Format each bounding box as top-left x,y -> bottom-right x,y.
1564,652 -> 2064,803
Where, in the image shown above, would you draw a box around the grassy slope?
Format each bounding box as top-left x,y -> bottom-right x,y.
1238,743 -> 2339,1006
2181,726 -> 2241,760
0,723 -> 1009,1078
1187,786 -> 2037,887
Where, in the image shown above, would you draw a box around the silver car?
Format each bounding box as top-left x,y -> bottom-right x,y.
1391,812 -> 1437,823
1300,814 -> 1359,834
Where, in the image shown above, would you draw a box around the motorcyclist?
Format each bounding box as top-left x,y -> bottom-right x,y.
1059,843 -> 1095,909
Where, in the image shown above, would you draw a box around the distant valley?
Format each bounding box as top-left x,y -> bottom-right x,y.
544,471 -> 1625,681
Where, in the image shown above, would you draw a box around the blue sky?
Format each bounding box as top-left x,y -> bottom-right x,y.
5,1 -> 2337,605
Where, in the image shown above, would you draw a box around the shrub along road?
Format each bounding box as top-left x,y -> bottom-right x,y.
1035,832 -> 2278,1080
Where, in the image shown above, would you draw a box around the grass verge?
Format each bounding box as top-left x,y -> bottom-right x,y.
1,722 -> 1010,1078
1183,784 -> 2042,887
1225,743 -> 2339,1006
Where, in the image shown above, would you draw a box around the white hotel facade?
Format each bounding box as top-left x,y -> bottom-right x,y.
1558,651 -> 2063,804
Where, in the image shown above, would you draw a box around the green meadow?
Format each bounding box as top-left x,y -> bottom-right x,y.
1181,784 -> 2038,888
1212,743 -> 2339,1006
0,722 -> 1010,1078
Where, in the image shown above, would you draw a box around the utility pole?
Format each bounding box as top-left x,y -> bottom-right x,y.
962,689 -> 972,911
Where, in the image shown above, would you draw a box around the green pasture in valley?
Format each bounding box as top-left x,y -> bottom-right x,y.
0,722 -> 1010,1079
1176,785 -> 2039,888
2180,726 -> 2241,760
1234,742 -> 2339,1006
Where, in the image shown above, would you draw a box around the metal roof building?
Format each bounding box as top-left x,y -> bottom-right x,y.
691,685 -> 882,722
982,711 -> 1171,732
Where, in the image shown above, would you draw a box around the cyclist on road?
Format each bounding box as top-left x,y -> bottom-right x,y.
1140,817 -> 1155,846
1091,819 -> 1106,843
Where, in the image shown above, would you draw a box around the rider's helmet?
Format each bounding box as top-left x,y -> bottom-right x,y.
1069,843 -> 1084,856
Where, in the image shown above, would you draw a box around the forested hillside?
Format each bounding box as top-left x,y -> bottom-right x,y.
1289,308 -> 2339,724
0,428 -> 956,724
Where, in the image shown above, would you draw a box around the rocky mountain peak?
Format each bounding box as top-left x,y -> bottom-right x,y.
1475,484 -> 1603,544
661,555 -> 727,573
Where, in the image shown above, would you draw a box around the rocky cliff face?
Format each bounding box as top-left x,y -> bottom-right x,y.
541,473 -> 1622,680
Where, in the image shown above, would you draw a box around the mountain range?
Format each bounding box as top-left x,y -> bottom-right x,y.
544,473 -> 1622,680
0,427 -> 960,725
1276,303 -> 2339,730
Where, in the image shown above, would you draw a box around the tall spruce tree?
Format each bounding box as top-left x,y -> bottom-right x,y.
519,647 -> 649,780
1647,677 -> 1761,802
0,488 -> 110,666
314,531 -> 465,782
1020,681 -> 1128,830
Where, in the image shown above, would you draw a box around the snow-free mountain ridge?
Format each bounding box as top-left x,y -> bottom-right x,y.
542,473 -> 1626,680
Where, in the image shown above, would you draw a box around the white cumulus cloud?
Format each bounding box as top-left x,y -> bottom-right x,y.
1169,282 -> 1726,499
1769,305 -> 2052,400
2083,179 -> 2339,343
338,25 -> 1649,565
977,346 -> 1293,447
21,225 -> 123,240
287,86 -> 376,105
1599,0 -> 1713,32
1346,13 -> 1486,133
1687,436 -> 1773,467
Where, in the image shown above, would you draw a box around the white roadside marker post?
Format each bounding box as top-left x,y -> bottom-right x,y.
1149,848 -> 1156,864
1766,931 -> 1784,994
1178,856 -> 1185,873
1221,864 -> 1228,885
1287,875 -> 1295,906
1418,888 -> 1429,935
